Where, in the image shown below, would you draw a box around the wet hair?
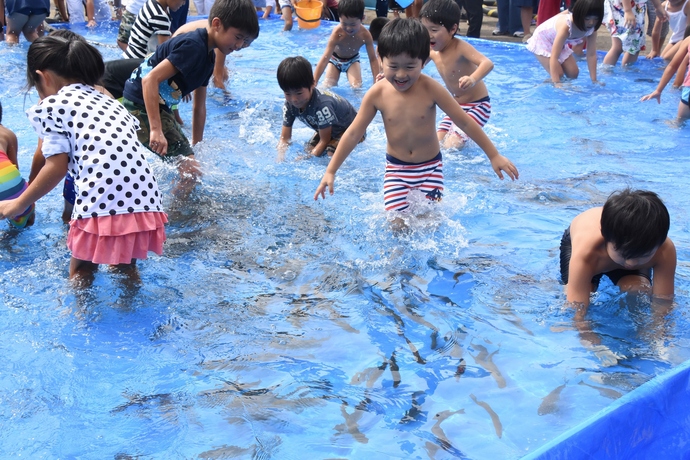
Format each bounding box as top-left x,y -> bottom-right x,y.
369,17 -> 389,42
26,35 -> 104,89
420,0 -> 461,33
377,18 -> 430,63
338,0 -> 365,20
570,0 -> 605,32
277,56 -> 314,91
600,189 -> 670,260
47,28 -> 85,41
209,0 -> 260,38
684,24 -> 690,38
0,101 -> 3,124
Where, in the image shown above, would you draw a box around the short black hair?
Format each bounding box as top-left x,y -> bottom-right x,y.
338,0 -> 365,19
209,0 -> 260,38
369,17 -> 389,42
377,18 -> 430,63
0,101 -> 3,124
277,56 -> 314,91
27,36 -> 104,88
600,189 -> 670,260
420,0 -> 461,33
570,0 -> 605,32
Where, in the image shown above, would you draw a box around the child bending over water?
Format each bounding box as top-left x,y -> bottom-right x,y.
314,19 -> 518,213
0,37 -> 167,282
526,0 -> 605,84
0,102 -> 35,228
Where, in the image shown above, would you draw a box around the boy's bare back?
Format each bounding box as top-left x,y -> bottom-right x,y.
429,39 -> 491,104
0,125 -> 18,165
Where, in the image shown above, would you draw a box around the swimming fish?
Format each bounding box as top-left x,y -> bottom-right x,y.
470,394 -> 503,438
578,380 -> 623,400
538,383 -> 567,415
470,343 -> 506,388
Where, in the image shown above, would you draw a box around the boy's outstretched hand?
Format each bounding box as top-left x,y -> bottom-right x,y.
490,154 -> 519,180
314,172 -> 336,200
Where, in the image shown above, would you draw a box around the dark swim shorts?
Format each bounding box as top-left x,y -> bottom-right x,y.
559,227 -> 652,290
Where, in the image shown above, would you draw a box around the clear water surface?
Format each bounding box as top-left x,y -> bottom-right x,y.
1,19 -> 689,459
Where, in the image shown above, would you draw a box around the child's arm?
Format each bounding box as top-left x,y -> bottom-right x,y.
277,125 -> 292,161
141,59 -> 179,155
85,0 -> 98,27
647,14 -> 663,59
29,139 -> 45,183
309,126 -> 334,157
314,91 -> 377,199
456,41 -> 494,90
432,80 -> 518,180
548,18 -> 572,83
641,36 -> 690,102
363,33 -> 380,83
0,153 -> 68,220
585,30 -> 599,82
673,54 -> 689,88
651,239 -> 676,299
313,32 -> 339,85
191,85 -> 207,145
0,0 -> 5,40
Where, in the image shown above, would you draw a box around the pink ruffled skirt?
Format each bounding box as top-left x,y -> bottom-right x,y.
67,212 -> 168,265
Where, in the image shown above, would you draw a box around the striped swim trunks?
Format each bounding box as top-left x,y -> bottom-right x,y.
438,96 -> 491,140
0,150 -> 35,228
383,152 -> 443,212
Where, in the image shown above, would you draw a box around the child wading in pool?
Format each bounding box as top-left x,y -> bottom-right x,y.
641,26 -> 690,120
313,0 -> 379,87
277,56 -> 363,158
560,189 -> 676,318
526,0 -> 605,84
0,102 -> 35,228
0,36 -> 167,282
313,18 -> 518,213
121,0 -> 259,195
420,0 -> 496,150
602,0 -> 667,66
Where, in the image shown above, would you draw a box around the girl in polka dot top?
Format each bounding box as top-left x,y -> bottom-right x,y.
0,36 -> 168,281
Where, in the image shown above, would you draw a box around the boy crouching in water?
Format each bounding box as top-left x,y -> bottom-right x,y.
313,18 -> 517,213
420,0 -> 495,150
277,56 -> 363,158
561,189 -> 676,319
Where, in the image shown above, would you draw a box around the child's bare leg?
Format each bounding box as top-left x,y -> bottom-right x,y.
535,55 -> 563,80
4,15 -> 29,44
571,42 -> 585,56
173,155 -> 202,197
561,56 -> 580,79
660,41 -> 679,61
621,51 -> 639,66
69,257 -> 99,286
441,132 -> 466,150
62,200 -> 74,224
173,108 -> 184,125
282,6 -> 293,30
112,259 -> 142,292
603,36 -> 623,65
346,62 -> 363,88
322,64 -> 341,87
677,101 -> 690,121
616,274 -> 652,296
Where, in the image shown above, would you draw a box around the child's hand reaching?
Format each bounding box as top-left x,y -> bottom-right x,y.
314,172 -> 336,200
458,76 -> 476,91
0,199 -> 25,220
490,154 -> 519,180
87,19 -> 98,28
640,90 -> 662,103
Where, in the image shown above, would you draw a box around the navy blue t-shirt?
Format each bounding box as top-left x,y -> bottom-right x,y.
123,27 -> 215,106
282,88 -> 357,138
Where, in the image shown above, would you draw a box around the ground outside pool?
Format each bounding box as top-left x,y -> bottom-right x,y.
1,18 -> 689,459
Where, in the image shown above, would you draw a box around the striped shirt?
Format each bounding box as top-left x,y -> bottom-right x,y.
124,0 -> 171,59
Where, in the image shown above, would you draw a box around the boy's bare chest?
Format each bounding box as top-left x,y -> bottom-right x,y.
334,34 -> 365,56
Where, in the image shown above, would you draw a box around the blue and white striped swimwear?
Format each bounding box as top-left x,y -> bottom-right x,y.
383,152 -> 443,212
438,96 -> 491,140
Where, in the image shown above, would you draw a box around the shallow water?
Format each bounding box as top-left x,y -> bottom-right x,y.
1,19 -> 689,459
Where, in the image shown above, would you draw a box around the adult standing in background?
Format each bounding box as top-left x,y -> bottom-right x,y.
455,0 -> 483,37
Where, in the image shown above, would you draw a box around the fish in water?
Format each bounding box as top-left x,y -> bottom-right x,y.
470,343 -> 506,388
538,382 -> 566,415
578,380 -> 623,400
470,394 -> 503,438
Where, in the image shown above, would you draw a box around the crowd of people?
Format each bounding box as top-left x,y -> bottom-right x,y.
0,0 -> 681,324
